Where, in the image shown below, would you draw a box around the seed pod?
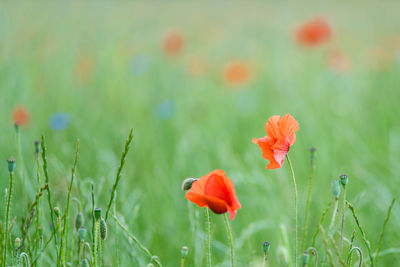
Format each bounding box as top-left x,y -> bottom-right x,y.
277,245 -> 289,266
181,178 -> 198,191
14,237 -> 21,248
331,180 -> 341,199
81,259 -> 89,267
181,246 -> 189,258
78,227 -> 87,242
340,174 -> 349,186
34,141 -> 41,154
262,241 -> 270,255
100,217 -> 107,240
54,207 -> 61,218
94,208 -> 101,220
75,211 -> 84,230
7,157 -> 16,173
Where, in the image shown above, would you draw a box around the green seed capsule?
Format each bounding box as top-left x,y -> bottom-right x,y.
78,227 -> 87,242
34,141 -> 41,154
54,207 -> 61,218
94,208 -> 101,220
7,157 -> 16,173
181,246 -> 189,258
181,178 -> 199,191
340,174 -> 349,186
14,237 -> 21,248
262,241 -> 270,255
75,211 -> 84,230
331,180 -> 341,199
100,217 -> 107,240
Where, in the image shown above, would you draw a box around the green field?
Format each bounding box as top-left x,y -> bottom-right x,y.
1,2 -> 400,266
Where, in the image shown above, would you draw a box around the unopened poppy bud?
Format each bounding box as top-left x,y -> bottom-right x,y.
54,207 -> 61,218
100,218 -> 107,240
75,211 -> 84,230
302,251 -> 310,266
262,241 -> 270,255
81,259 -> 89,267
14,237 -> 21,248
277,245 -> 289,266
181,177 -> 198,191
331,180 -> 341,199
34,140 -> 40,154
78,227 -> 87,242
340,174 -> 348,186
181,246 -> 189,258
7,157 -> 16,173
94,208 -> 101,220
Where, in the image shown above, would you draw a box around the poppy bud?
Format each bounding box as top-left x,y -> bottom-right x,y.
78,227 -> 87,242
331,180 -> 341,199
181,246 -> 189,258
34,140 -> 41,154
340,174 -> 348,186
302,251 -> 310,266
14,237 -> 21,248
100,217 -> 107,240
54,207 -> 61,218
277,245 -> 289,266
75,211 -> 84,230
181,178 -> 198,191
94,208 -> 101,220
7,157 -> 16,173
262,241 -> 270,255
81,259 -> 89,267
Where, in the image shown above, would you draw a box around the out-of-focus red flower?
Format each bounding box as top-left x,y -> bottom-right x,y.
12,105 -> 30,127
253,114 -> 299,169
163,32 -> 184,55
75,56 -> 94,85
223,62 -> 250,85
295,17 -> 332,46
185,170 -> 241,220
327,50 -> 351,74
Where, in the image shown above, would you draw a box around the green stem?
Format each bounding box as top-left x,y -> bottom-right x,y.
375,198 -> 396,266
3,172 -> 14,267
15,126 -> 27,210
286,154 -> 298,267
114,194 -> 120,267
329,198 -> 339,232
302,148 -> 316,251
35,155 -> 42,258
224,213 -> 234,267
94,220 -> 100,267
181,258 -> 185,267
340,186 -> 347,255
205,208 -> 212,267
58,216 -> 65,267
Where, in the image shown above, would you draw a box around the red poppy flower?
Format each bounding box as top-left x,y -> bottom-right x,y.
223,62 -> 250,85
185,170 -> 241,220
163,32 -> 184,55
295,17 -> 331,46
252,114 -> 299,169
12,105 -> 30,127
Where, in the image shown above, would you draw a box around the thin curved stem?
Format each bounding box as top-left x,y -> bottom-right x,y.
286,154 -> 298,267
347,247 -> 363,267
224,213 -> 234,267
205,208 -> 212,267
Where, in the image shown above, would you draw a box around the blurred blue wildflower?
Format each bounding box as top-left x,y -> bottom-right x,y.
130,54 -> 151,76
49,113 -> 70,130
154,100 -> 175,120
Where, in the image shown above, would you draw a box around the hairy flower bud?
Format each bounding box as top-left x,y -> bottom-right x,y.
75,211 -> 84,231
78,227 -> 87,242
100,217 -> 107,240
331,180 -> 341,199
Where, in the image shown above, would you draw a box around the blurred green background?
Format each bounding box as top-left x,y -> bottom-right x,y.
1,1 -> 400,266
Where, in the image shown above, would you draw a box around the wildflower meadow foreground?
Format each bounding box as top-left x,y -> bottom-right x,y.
1,1 -> 400,266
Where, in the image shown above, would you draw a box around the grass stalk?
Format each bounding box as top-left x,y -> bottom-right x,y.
340,185 -> 347,255
302,148 -> 316,251
3,171 -> 14,267
319,224 -> 334,267
105,128 -> 134,221
286,154 -> 298,267
224,213 -> 234,267
375,197 -> 396,266
94,219 -> 100,267
62,140 -> 80,265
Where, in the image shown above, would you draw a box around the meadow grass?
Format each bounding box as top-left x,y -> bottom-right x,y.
1,1 -> 400,266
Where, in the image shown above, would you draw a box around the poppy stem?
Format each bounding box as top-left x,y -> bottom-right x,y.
223,213 -> 234,267
286,154 -> 298,267
302,148 -> 316,251
205,208 -> 212,267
